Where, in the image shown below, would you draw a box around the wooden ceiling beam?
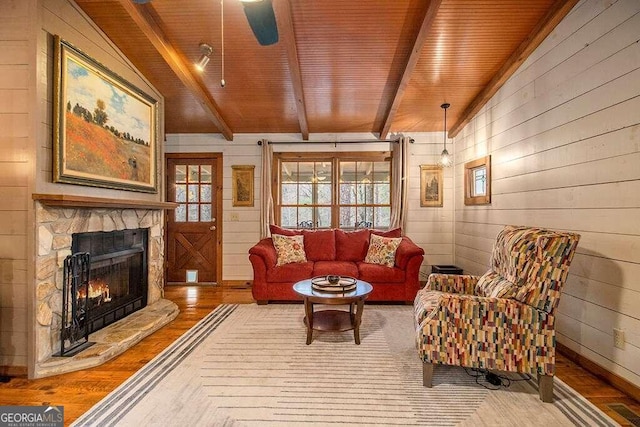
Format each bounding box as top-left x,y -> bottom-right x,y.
448,0 -> 580,138
274,0 -> 309,140
116,0 -> 233,141
379,0 -> 443,140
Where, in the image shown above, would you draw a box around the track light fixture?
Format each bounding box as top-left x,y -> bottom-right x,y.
195,43 -> 213,72
439,103 -> 452,168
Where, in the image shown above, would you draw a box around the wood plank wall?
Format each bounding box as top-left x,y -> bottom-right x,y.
164,132 -> 454,282
0,0 -> 34,372
0,0 -> 165,373
453,0 -> 640,387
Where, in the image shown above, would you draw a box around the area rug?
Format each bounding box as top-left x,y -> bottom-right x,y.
73,304 -> 617,426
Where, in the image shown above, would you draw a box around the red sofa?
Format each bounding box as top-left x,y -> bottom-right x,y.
248,226 -> 425,304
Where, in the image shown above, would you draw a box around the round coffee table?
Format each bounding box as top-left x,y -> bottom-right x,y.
293,278 -> 373,345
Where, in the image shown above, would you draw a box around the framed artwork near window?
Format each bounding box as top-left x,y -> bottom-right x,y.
232,165 -> 255,207
420,165 -> 443,207
464,155 -> 491,205
53,36 -> 158,193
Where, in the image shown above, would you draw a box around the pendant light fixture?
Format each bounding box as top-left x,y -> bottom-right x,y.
439,103 -> 452,168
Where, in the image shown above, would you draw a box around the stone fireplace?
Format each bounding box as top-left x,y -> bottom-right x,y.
33,197 -> 178,378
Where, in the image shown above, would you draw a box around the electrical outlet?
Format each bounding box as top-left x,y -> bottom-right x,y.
230,212 -> 240,222
613,328 -> 625,349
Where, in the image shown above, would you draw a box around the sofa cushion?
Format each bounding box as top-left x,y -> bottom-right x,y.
302,229 -> 336,261
269,224 -> 302,236
335,229 -> 370,261
358,262 -> 405,283
312,261 -> 359,278
272,234 -> 307,266
371,228 -> 402,238
266,261 -> 315,282
364,234 -> 402,267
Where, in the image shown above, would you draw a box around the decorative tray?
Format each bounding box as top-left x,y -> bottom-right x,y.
311,276 -> 357,293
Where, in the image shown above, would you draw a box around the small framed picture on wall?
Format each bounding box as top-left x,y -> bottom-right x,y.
232,165 -> 255,207
420,165 -> 443,207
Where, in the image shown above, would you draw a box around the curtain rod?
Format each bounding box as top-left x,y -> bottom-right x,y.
257,139 -> 413,145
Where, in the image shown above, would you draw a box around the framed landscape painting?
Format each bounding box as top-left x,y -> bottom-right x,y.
53,36 -> 158,193
420,165 -> 443,207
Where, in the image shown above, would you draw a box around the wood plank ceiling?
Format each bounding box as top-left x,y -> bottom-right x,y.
74,0 -> 577,141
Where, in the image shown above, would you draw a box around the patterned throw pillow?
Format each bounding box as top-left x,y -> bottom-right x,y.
272,234 -> 307,266
364,234 -> 402,267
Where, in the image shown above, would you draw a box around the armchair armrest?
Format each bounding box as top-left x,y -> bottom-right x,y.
417,292 -> 555,375
248,238 -> 277,268
395,236 -> 425,269
426,273 -> 479,295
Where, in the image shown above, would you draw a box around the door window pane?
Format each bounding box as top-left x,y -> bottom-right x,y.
188,204 -> 199,222
176,184 -> 187,203
188,165 -> 199,182
201,165 -> 212,183
200,205 -> 212,222
201,185 -> 211,202
175,204 -> 186,222
175,165 -> 186,183
188,185 -> 199,202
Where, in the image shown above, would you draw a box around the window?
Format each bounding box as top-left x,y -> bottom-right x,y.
464,155 -> 491,205
274,152 -> 392,230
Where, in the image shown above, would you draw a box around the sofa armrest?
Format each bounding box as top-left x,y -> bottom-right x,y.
395,236 -> 425,269
426,273 -> 479,295
248,238 -> 277,268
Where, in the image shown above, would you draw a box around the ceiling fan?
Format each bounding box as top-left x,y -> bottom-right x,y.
132,0 -> 279,46
240,0 -> 279,46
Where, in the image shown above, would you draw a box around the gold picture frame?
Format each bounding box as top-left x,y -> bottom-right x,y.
53,36 -> 158,193
464,155 -> 491,205
420,165 -> 443,207
232,165 -> 255,207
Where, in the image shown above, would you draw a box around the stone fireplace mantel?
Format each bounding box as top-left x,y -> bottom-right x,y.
32,194 -> 177,378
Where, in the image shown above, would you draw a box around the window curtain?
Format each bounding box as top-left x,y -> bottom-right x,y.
389,136 -> 410,233
260,139 -> 275,238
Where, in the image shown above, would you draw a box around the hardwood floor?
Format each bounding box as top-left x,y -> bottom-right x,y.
0,285 -> 637,426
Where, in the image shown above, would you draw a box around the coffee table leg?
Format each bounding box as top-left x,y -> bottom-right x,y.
304,298 -> 314,345
354,299 -> 364,345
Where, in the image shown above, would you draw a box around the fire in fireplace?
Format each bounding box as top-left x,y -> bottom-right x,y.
72,228 -> 149,334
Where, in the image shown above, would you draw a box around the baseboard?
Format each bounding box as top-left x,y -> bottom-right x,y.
557,342 -> 640,402
0,365 -> 27,379
223,280 -> 252,289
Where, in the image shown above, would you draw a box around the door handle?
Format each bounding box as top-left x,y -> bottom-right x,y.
210,225 -> 216,231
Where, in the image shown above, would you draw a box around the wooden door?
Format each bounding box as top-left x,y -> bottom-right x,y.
166,154 -> 222,284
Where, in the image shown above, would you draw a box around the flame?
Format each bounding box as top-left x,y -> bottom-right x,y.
78,279 -> 111,302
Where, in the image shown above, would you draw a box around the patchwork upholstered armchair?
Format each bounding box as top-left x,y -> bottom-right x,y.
414,225 -> 580,402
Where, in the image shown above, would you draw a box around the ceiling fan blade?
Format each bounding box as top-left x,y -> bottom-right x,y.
242,0 -> 279,46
